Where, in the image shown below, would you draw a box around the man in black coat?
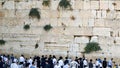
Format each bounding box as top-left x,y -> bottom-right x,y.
0,57 -> 4,68
102,58 -> 107,68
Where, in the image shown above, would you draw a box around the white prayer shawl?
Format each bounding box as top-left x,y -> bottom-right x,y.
70,61 -> 78,68
10,63 -> 19,68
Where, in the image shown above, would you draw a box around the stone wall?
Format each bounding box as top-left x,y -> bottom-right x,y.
0,0 -> 120,58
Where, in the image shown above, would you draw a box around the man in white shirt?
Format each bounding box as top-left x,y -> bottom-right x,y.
28,57 -> 33,66
53,56 -> 57,66
108,58 -> 113,68
54,62 -> 61,68
95,59 -> 99,68
70,60 -> 78,68
10,60 -> 19,68
58,56 -> 64,68
19,55 -> 25,64
83,59 -> 88,68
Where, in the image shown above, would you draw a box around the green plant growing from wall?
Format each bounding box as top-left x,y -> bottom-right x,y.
58,0 -> 72,10
29,8 -> 40,19
35,43 -> 39,49
84,42 -> 101,53
42,0 -> 50,7
24,24 -> 30,30
0,39 -> 6,45
44,24 -> 53,31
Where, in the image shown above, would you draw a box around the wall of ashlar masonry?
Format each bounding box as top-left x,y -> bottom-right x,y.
1,0 -> 120,58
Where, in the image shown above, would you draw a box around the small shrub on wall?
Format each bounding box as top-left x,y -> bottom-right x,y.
29,8 -> 40,20
84,42 -> 101,53
44,24 -> 53,31
58,0 -> 72,10
0,39 -> 6,45
42,0 -> 50,7
35,43 -> 39,49
24,24 -> 30,30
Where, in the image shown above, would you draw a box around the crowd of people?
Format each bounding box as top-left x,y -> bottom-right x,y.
0,54 -> 119,68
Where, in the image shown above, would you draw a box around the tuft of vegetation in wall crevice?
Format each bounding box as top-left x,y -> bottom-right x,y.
57,0 -> 72,11
29,8 -> 41,20
42,0 -> 50,7
35,43 -> 39,49
84,42 -> 101,53
23,24 -> 30,30
44,24 -> 53,31
0,39 -> 6,45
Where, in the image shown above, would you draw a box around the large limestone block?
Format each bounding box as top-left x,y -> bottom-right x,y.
97,11 -> 102,19
50,11 -> 59,18
74,0 -> 83,9
106,10 -> 116,19
70,0 -> 75,9
108,1 -> 114,11
57,18 -> 70,26
41,10 -> 50,18
32,18 -> 50,26
91,10 -> 97,18
80,10 -> 91,19
69,18 -> 82,27
74,36 -> 89,43
114,37 -> 120,44
16,1 -> 42,9
78,43 -> 87,52
82,18 -> 89,26
90,36 -> 98,42
83,1 -> 90,10
93,27 -> 111,36
3,1 -> 14,9
101,10 -> 107,18
16,9 -> 29,18
0,26 -> 9,33
50,0 -> 60,10
0,2 -> 3,9
48,27 -> 65,35
90,1 -> 99,9
114,1 -> 120,10
64,27 -> 93,36
100,1 -> 109,9
88,19 -> 94,27
94,19 -> 105,27
104,19 -> 120,28
40,35 -> 58,43
57,35 -> 73,44
4,10 -> 15,17
50,18 -> 58,26
116,11 -> 120,19
69,43 -> 79,52
60,11 -> 72,18
45,44 -> 69,51
0,11 -> 5,17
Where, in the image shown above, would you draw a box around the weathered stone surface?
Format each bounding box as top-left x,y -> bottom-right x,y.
100,1 -> 109,9
3,1 -> 14,9
90,1 -> 99,9
90,36 -> 98,42
74,37 -> 89,43
0,11 -> 4,17
74,0 -> 83,9
94,19 -> 105,27
93,27 -> 111,36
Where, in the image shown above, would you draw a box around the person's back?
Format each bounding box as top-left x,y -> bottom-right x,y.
89,59 -> 93,68
79,58 -> 83,68
102,58 -> 107,68
0,57 -> 4,68
29,62 -> 36,68
10,63 -> 18,68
